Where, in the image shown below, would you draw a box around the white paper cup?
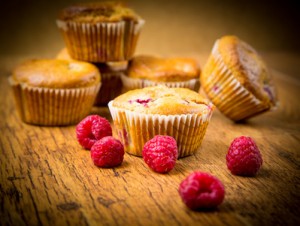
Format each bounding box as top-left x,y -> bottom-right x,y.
108,101 -> 213,158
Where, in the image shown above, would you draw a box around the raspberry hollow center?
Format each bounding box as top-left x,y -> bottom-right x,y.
129,98 -> 152,107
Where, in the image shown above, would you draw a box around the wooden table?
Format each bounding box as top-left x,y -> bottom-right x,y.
1,54 -> 299,225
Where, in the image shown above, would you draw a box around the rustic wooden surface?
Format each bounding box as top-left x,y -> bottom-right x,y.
0,57 -> 300,226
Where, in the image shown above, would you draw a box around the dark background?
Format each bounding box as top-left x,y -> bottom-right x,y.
0,0 -> 299,75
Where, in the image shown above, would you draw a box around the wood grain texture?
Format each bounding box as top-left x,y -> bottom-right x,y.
1,63 -> 300,226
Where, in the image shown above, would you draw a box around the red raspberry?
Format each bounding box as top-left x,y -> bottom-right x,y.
179,172 -> 225,210
76,115 -> 112,149
142,135 -> 178,173
91,136 -> 124,168
226,136 -> 263,176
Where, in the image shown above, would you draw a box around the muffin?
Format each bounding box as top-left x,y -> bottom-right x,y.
121,55 -> 200,91
57,48 -> 126,106
201,35 -> 277,121
94,61 -> 126,105
108,86 -> 214,157
9,59 -> 101,126
56,2 -> 144,62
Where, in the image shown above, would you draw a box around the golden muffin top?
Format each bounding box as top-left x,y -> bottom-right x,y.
56,48 -> 128,73
111,86 -> 213,115
58,2 -> 141,23
127,55 -> 200,82
12,59 -> 100,89
212,35 -> 277,106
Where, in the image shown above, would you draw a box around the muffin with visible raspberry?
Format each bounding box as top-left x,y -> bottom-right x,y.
121,55 -> 200,91
108,85 -> 214,157
56,1 -> 144,62
57,48 -> 126,106
200,35 -> 277,121
9,59 -> 101,126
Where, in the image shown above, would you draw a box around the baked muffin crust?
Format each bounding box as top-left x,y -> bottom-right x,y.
58,2 -> 141,23
127,55 -> 200,82
12,59 -> 100,89
213,35 -> 276,106
112,86 -> 212,115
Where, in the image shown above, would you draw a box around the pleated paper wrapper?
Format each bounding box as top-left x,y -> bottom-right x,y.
121,74 -> 200,92
108,101 -> 213,158
57,19 -> 144,63
201,49 -> 272,121
9,77 -> 101,126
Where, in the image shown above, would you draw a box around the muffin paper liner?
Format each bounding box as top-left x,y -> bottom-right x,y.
9,77 -> 101,126
120,74 -> 200,92
94,72 -> 123,106
56,19 -> 144,62
201,42 -> 271,121
108,101 -> 213,158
